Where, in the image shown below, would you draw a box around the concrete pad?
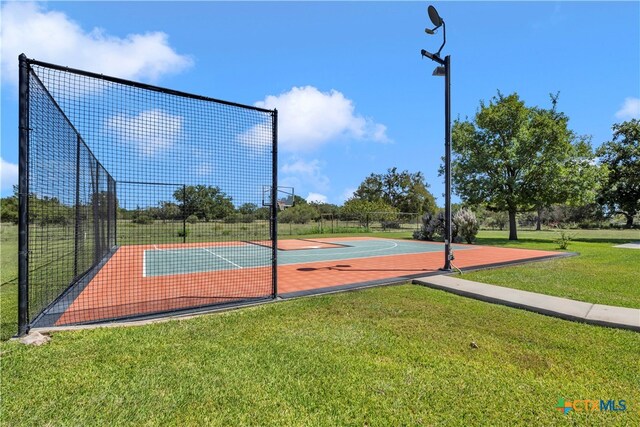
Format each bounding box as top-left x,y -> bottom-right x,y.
413,274 -> 640,332
613,242 -> 640,249
586,305 -> 640,330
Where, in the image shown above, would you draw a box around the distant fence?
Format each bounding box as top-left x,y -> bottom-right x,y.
18,55 -> 276,334
277,212 -> 421,236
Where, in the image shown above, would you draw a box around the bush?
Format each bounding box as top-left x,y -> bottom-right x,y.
186,214 -> 199,224
412,229 -> 426,240
132,214 -> 153,225
414,212 -> 437,241
177,228 -> 190,238
381,220 -> 401,230
453,208 -> 479,244
554,230 -> 575,250
224,213 -> 243,224
413,211 -> 460,242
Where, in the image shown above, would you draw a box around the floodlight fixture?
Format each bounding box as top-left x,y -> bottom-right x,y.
425,27 -> 436,35
432,66 -> 446,77
428,5 -> 443,27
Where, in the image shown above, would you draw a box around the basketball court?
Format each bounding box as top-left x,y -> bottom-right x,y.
34,237 -> 567,327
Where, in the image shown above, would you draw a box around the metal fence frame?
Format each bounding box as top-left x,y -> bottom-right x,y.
17,54 -> 277,335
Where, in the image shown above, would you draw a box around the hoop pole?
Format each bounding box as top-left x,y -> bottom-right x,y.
18,54 -> 30,336
271,110 -> 278,298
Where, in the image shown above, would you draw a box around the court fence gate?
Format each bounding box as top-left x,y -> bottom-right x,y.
17,55 -> 278,335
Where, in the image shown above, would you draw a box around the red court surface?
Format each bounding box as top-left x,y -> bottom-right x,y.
52,237 -> 566,326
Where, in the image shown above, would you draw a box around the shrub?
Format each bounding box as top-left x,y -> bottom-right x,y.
186,214 -> 199,224
412,229 -> 426,240
177,228 -> 190,238
414,212 -> 436,241
413,211 -> 460,242
554,230 -> 575,250
381,220 -> 401,230
132,214 -> 153,225
453,208 -> 479,244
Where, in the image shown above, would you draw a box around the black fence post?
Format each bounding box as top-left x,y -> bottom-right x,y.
74,134 -> 81,278
271,109 -> 278,298
17,54 -> 30,336
182,185 -> 187,244
93,163 -> 100,265
113,181 -> 117,246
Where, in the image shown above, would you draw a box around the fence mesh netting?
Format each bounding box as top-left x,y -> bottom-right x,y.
20,58 -> 276,330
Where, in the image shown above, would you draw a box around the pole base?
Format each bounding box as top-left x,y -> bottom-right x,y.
439,267 -> 453,272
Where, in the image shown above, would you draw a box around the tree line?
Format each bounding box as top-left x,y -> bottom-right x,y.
2,92 -> 637,240
450,91 -> 638,239
0,167 -> 437,227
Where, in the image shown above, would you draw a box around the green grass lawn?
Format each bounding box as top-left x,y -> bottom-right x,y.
1,285 -> 639,426
463,229 -> 640,309
1,224 -> 18,341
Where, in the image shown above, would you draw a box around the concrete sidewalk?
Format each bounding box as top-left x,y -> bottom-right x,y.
413,275 -> 640,332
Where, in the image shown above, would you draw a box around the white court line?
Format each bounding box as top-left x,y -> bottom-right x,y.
202,247 -> 244,269
286,241 -> 399,258
142,249 -> 147,278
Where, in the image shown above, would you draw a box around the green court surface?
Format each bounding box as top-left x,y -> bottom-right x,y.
143,239 -> 474,277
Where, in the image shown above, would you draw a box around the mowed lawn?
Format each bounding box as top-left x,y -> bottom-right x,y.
1,285 -> 639,426
465,229 -> 640,309
1,225 -> 640,424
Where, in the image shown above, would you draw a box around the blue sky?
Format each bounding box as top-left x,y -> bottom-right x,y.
1,1 -> 639,206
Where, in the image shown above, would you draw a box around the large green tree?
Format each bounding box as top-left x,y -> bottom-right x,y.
451,92 -> 596,240
523,103 -> 602,230
353,167 -> 436,214
341,198 -> 397,228
596,119 -> 640,227
173,185 -> 234,221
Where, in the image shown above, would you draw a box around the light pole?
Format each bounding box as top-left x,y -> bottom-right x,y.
421,5 -> 452,271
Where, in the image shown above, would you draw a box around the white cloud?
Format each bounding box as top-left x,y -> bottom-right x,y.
306,193 -> 328,204
107,109 -> 183,155
340,187 -> 356,202
615,97 -> 640,120
281,158 -> 329,192
0,2 -> 192,85
236,121 -> 272,151
255,86 -> 390,152
280,157 -> 330,201
0,157 -> 19,192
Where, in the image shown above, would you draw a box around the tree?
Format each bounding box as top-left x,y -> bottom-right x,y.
173,185 -> 234,221
292,195 -> 307,206
522,96 -> 602,230
451,92 -> 595,240
238,203 -> 258,215
341,198 -> 397,228
353,167 -> 436,214
310,202 -> 340,217
596,119 -> 640,227
278,203 -> 319,224
0,186 -> 18,224
158,201 -> 181,221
